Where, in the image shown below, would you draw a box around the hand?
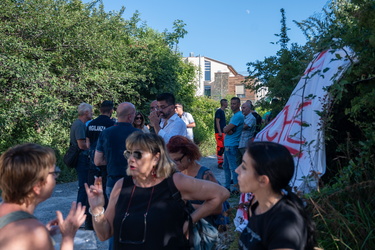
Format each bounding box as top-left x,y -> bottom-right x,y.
218,132 -> 223,137
148,111 -> 160,127
85,176 -> 105,209
56,202 -> 86,239
46,219 -> 60,236
183,220 -> 189,239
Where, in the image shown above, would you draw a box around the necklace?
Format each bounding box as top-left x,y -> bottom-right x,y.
119,185 -> 155,244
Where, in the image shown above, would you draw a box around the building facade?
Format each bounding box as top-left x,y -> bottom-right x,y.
183,55 -> 258,103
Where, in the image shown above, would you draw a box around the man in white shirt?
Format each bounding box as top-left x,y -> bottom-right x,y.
175,103 -> 195,141
149,93 -> 187,143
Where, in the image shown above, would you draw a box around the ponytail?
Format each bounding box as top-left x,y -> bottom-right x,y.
283,186 -> 316,250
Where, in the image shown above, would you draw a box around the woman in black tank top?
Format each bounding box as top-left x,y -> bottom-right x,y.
85,132 -> 230,249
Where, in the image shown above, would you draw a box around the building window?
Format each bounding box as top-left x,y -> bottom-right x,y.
204,85 -> 211,97
204,60 -> 211,81
236,85 -> 245,98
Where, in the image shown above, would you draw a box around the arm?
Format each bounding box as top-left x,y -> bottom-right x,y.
56,202 -> 86,250
85,177 -> 122,241
186,122 -> 196,128
191,170 -> 220,212
186,113 -> 195,128
148,111 -> 161,134
94,150 -> 107,166
223,123 -> 236,134
243,116 -> 256,130
86,137 -> 91,150
173,173 -> 230,223
76,139 -> 89,150
215,118 -> 223,136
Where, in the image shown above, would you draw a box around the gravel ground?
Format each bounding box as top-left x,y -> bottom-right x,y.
30,155 -> 234,249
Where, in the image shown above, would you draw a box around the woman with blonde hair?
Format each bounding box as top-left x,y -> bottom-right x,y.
85,132 -> 229,249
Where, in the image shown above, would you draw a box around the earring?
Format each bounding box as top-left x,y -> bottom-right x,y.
151,166 -> 157,178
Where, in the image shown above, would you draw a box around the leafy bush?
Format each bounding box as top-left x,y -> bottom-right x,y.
188,96 -> 219,156
0,0 -> 196,180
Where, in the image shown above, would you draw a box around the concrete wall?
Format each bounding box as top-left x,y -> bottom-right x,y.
212,72 -> 229,100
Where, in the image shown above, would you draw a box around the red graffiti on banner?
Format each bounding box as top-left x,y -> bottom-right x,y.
257,100 -> 313,158
303,50 -> 328,75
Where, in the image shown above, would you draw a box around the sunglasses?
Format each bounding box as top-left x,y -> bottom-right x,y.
173,153 -> 185,164
135,116 -> 143,120
124,150 -> 143,160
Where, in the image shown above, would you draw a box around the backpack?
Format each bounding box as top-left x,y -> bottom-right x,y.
195,166 -> 231,228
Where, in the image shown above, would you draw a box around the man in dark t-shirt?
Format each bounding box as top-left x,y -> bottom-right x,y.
95,102 -> 140,196
214,99 -> 228,169
86,101 -> 115,199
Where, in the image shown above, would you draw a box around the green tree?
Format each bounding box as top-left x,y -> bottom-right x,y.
163,19 -> 188,53
0,0 -> 196,161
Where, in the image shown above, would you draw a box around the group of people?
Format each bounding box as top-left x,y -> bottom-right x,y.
69,93 -> 197,229
214,97 -> 262,194
0,92 -> 317,249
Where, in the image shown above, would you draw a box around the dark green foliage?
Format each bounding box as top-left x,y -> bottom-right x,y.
0,0 -> 196,169
295,1 -> 375,248
245,1 -> 375,248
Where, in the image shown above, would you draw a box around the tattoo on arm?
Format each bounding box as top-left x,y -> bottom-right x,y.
203,170 -> 218,183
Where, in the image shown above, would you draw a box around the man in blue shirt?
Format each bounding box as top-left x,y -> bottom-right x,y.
223,97 -> 244,194
94,102 -> 140,197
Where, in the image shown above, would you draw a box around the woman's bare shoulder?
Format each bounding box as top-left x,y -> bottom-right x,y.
0,219 -> 53,250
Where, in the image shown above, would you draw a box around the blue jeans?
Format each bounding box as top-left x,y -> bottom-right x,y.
76,152 -> 90,206
223,146 -> 239,190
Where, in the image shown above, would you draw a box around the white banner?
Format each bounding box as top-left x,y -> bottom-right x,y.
255,47 -> 356,192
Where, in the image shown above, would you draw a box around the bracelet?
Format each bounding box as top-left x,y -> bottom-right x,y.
89,207 -> 105,222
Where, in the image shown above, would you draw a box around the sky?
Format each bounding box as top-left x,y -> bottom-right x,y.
85,0 -> 330,75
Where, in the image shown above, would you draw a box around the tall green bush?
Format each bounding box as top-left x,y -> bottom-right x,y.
187,96 -> 219,156
0,0 -> 196,164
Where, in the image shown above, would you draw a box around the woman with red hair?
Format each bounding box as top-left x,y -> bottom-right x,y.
167,135 -> 218,183
167,135 -> 223,226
